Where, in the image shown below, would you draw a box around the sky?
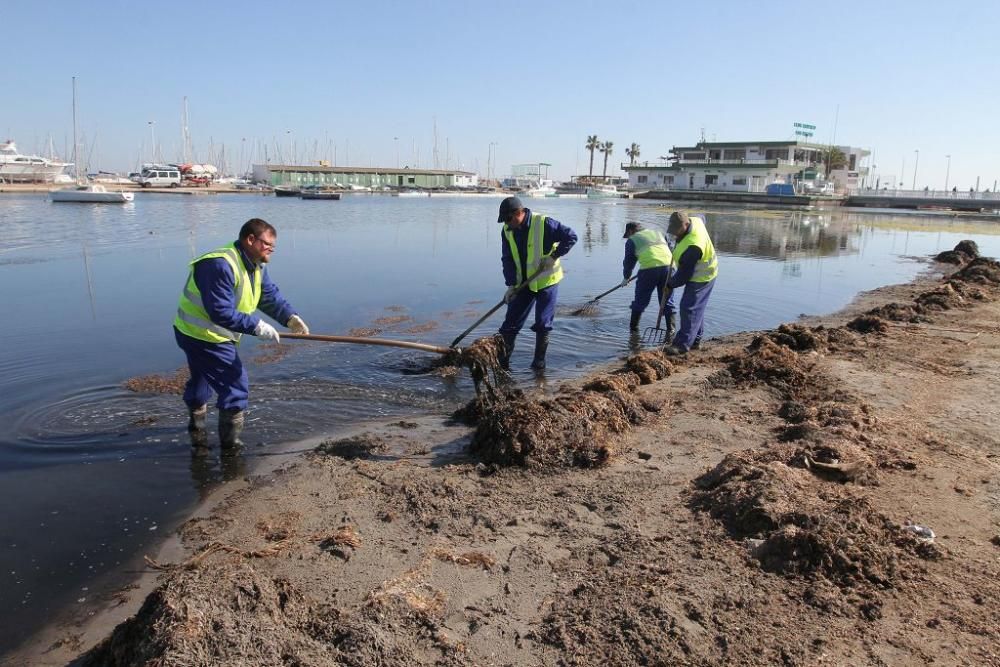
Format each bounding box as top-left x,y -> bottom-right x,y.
3,0 -> 998,188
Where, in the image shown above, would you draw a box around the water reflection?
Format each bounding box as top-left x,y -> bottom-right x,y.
707,211 -> 859,261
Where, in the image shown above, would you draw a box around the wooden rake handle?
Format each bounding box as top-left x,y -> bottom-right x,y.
282,332 -> 454,355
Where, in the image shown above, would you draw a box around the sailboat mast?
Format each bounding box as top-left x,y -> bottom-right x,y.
71,76 -> 80,181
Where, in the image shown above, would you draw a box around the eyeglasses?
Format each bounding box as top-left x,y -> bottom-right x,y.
254,236 -> 276,250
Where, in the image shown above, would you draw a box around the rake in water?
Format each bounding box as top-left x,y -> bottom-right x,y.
570,276 -> 635,316
641,268 -> 674,345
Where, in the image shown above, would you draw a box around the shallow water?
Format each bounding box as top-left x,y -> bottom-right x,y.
1,192 -> 999,653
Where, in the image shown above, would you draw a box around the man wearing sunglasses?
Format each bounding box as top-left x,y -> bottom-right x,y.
174,218 -> 309,453
497,196 -> 577,370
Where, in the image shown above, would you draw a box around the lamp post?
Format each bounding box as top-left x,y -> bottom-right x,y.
148,120 -> 156,163
944,155 -> 951,192
911,149 -> 919,190
394,136 -> 399,168
286,130 -> 292,165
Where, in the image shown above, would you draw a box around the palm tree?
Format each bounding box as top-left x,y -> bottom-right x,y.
585,135 -> 600,178
600,141 -> 614,179
625,142 -> 640,166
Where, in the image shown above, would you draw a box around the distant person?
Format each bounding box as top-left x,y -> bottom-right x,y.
496,196 -> 578,370
621,222 -> 674,334
970,187 -> 976,198
953,186 -> 958,197
662,212 -> 718,356
174,218 -> 309,453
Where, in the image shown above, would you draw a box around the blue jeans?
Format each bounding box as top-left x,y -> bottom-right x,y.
671,279 -> 715,351
500,283 -> 558,336
174,327 -> 250,411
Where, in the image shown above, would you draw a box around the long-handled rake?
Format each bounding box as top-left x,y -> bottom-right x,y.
569,276 -> 635,316
641,268 -> 674,345
449,265 -> 546,349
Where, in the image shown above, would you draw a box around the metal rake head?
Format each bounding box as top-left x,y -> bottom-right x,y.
641,325 -> 669,345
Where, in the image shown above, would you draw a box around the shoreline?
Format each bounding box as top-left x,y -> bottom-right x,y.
6,251 -> 1000,665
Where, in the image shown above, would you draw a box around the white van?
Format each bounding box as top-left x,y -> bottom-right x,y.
139,167 -> 181,188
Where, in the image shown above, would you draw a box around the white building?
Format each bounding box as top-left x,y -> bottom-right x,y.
623,140 -> 869,193
251,164 -> 478,189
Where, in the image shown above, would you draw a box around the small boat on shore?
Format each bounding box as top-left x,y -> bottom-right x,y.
273,185 -> 301,197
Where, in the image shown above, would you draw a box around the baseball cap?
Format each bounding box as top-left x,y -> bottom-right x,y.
497,196 -> 524,223
622,222 -> 642,238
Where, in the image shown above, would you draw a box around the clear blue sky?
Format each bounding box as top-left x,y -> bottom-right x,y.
4,0 -> 997,188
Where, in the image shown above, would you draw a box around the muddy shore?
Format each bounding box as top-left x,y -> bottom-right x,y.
6,249 -> 1000,666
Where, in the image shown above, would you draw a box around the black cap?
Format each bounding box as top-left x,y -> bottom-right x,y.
497,196 -> 524,223
622,222 -> 642,238
668,211 -> 690,233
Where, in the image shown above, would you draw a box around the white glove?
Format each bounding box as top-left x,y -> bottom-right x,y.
287,314 -> 309,334
538,256 -> 556,272
620,277 -> 631,288
254,320 -> 280,343
503,286 -> 518,304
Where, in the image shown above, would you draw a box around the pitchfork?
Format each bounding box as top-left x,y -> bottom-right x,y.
641,267 -> 674,345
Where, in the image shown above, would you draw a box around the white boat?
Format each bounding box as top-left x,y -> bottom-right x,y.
586,183 -> 623,198
51,183 -> 134,203
48,77 -> 134,204
0,140 -> 71,183
520,179 -> 557,198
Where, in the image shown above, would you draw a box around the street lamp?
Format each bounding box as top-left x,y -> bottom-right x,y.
394,137 -> 399,168
912,149 -> 919,190
148,120 -> 156,163
944,155 -> 951,191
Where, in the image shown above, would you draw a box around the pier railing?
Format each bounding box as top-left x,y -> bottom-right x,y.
849,188 -> 997,201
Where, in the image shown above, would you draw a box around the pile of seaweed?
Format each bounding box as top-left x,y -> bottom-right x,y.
846,241 -> 999,334
123,368 -> 189,395
465,351 -> 672,468
80,564 -> 463,667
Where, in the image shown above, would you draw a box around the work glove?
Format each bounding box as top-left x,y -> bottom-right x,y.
254,320 -> 281,343
287,314 -> 309,335
620,277 -> 631,288
538,256 -> 556,272
503,286 -> 518,304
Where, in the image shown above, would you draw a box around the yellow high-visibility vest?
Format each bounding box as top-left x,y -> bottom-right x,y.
504,212 -> 564,292
671,216 -> 718,283
173,243 -> 262,343
630,228 -> 672,269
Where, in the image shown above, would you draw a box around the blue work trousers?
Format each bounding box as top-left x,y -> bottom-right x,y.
671,279 -> 715,351
500,283 -> 558,337
631,266 -> 675,317
174,327 -> 250,411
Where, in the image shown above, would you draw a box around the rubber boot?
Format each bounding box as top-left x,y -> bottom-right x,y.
665,313 -> 677,343
218,408 -> 245,453
530,331 -> 550,370
499,332 -> 516,370
629,311 -> 642,332
187,404 -> 209,450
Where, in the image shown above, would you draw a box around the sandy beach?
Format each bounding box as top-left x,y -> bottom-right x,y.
5,246 -> 1000,666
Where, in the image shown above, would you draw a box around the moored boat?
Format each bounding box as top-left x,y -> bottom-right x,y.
273,185 -> 301,197
300,190 -> 341,200
586,183 -> 623,198
50,184 -> 134,203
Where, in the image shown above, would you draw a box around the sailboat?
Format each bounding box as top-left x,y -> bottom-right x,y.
50,77 -> 134,203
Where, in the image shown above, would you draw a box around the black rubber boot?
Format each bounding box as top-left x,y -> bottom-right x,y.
187,404 -> 209,450
629,311 -> 642,332
218,408 -> 245,453
530,331 -> 550,370
499,332 -> 516,370
665,313 -> 677,343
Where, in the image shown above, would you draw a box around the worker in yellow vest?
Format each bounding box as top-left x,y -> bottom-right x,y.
497,196 -> 578,370
662,211 -> 718,355
621,222 -> 675,334
174,218 -> 309,452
